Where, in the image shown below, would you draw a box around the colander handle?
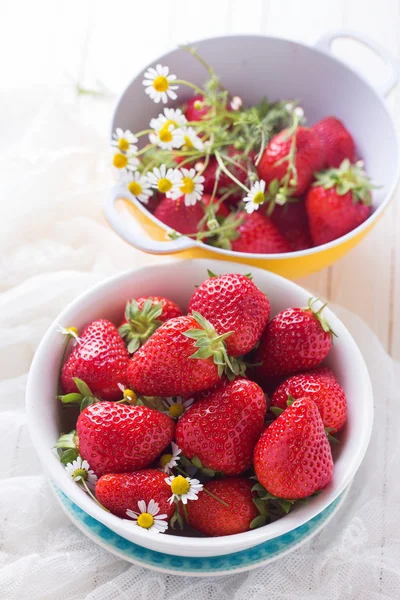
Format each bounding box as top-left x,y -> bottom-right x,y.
315,29 -> 399,97
104,185 -> 197,254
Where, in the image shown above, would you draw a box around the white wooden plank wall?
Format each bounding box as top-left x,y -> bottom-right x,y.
1,0 -> 399,357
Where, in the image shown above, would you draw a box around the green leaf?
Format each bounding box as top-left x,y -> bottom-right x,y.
80,396 -> 97,412
127,338 -> 140,354
250,515 -> 267,529
251,482 -> 267,493
201,467 -> 216,477
279,499 -> 294,514
73,378 -> 93,397
59,448 -> 79,465
207,269 -> 218,278
59,393 -> 82,405
191,456 -> 203,469
179,456 -> 194,469
244,273 -> 253,279
253,497 -> 267,515
286,395 -> 295,406
270,406 -> 284,417
54,430 -> 77,450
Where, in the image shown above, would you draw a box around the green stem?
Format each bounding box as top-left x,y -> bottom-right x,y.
214,151 -> 250,193
136,144 -> 155,156
174,466 -> 228,507
174,79 -> 204,95
81,480 -> 110,512
134,128 -> 153,138
180,45 -> 216,78
181,501 -> 189,524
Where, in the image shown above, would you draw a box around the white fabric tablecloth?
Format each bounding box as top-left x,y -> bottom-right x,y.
1,94 -> 399,600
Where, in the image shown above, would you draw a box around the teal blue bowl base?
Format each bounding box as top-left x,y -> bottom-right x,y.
52,483 -> 348,577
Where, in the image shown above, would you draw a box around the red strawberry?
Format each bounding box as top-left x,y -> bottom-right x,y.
186,478 -> 258,536
253,299 -> 334,382
119,296 -> 182,353
188,273 -> 270,356
127,314 -> 236,396
312,117 -> 356,168
185,95 -> 211,121
176,378 -> 266,475
257,127 -> 325,197
306,159 -> 373,246
231,212 -> 291,254
96,470 -> 174,520
254,397 -> 333,499
271,372 -> 347,432
77,402 -> 175,476
61,319 -> 129,401
306,365 -> 337,381
269,202 -> 313,251
154,195 -> 204,235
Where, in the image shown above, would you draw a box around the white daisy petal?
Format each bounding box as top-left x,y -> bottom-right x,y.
111,128 -> 138,153
142,64 -> 179,104
147,164 -> 182,195
243,180 -> 266,214
126,508 -> 139,519
137,500 -> 147,513
166,475 -> 203,504
147,499 -> 159,515
168,168 -> 204,206
123,171 -> 153,204
125,500 -> 168,533
182,127 -> 204,151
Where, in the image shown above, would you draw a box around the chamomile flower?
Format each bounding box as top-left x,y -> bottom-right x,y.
126,499 -> 168,533
65,456 -> 97,488
123,171 -> 153,204
163,396 -> 194,419
182,127 -> 204,151
117,383 -> 137,404
111,148 -> 139,177
159,442 -> 182,474
147,164 -> 182,195
56,324 -> 81,345
170,168 -> 205,206
149,124 -> 184,150
166,475 -> 203,505
111,128 -> 138,153
150,107 -> 187,132
143,64 -> 178,104
243,180 -> 266,214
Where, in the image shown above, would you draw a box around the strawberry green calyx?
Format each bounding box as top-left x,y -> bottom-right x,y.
183,311 -> 246,379
305,297 -> 337,340
313,158 -> 374,205
119,299 -> 164,353
54,429 -> 79,465
57,377 -> 99,412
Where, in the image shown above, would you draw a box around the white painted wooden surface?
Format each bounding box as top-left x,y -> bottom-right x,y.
1,0 -> 399,357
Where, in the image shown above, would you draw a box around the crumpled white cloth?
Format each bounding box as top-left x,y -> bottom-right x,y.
1,92 -> 400,600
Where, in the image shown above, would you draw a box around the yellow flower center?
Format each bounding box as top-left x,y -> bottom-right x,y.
73,468 -> 88,481
118,138 -> 130,151
171,476 -> 190,495
169,403 -> 184,418
137,512 -> 154,529
157,178 -> 173,193
159,127 -> 173,143
66,326 -> 78,335
160,453 -> 173,468
113,153 -> 128,169
184,135 -> 193,149
123,388 -> 137,403
153,75 -> 169,92
128,181 -> 143,196
180,177 -> 195,195
253,191 -> 265,205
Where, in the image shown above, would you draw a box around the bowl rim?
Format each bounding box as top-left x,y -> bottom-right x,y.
110,33 -> 400,260
26,259 -> 374,556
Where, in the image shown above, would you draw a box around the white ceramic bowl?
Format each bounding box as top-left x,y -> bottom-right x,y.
26,259 -> 373,557
104,31 -> 399,278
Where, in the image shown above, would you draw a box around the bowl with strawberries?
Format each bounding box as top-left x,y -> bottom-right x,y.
104,33 -> 399,278
26,259 -> 373,562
